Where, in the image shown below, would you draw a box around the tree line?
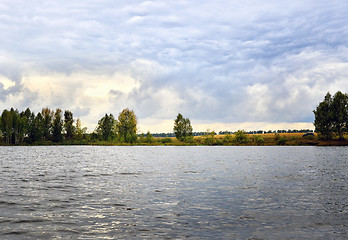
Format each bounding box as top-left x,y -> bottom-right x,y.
3,91 -> 346,145
0,107 -> 87,144
314,91 -> 348,140
0,107 -> 193,145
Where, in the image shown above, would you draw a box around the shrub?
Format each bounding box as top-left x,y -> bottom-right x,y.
274,134 -> 287,145
235,130 -> 249,144
223,134 -> 233,143
160,137 -> 172,144
253,135 -> 264,145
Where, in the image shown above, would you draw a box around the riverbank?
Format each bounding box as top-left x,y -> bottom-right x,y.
1,133 -> 348,146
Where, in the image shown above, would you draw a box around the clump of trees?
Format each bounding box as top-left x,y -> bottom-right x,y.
313,91 -> 348,140
173,113 -> 193,142
0,107 -> 140,145
0,107 -> 87,144
94,108 -> 138,143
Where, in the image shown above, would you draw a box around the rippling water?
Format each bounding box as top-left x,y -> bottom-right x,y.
0,146 -> 347,239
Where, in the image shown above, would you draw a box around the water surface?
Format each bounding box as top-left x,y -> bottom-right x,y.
0,146 -> 347,239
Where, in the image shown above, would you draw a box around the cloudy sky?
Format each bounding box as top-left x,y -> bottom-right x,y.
1,0 -> 348,133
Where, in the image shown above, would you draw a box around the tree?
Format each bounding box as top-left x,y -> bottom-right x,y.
145,131 -> 154,143
173,113 -> 193,141
204,129 -> 216,145
116,108 -> 138,143
234,130 -> 249,144
313,93 -> 334,140
314,91 -> 348,140
96,113 -> 116,141
17,108 -> 31,143
52,108 -> 63,142
0,109 -> 13,143
28,112 -> 44,143
75,118 -> 87,140
331,91 -> 348,140
64,110 -> 75,139
41,108 -> 53,140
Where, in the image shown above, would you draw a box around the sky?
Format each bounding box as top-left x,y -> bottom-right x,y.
1,0 -> 348,133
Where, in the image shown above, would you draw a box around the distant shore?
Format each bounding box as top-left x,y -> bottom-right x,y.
1,133 -> 348,146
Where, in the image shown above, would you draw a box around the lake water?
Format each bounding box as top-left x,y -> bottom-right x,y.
0,146 -> 347,239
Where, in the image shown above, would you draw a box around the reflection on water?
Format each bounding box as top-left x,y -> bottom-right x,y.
0,146 -> 347,239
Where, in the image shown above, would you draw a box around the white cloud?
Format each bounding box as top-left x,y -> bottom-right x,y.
1,0 -> 348,132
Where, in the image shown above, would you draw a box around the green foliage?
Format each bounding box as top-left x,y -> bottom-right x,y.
222,134 -> 233,143
116,108 -> 138,143
173,113 -> 193,141
96,113 -> 116,141
183,135 -> 195,144
234,130 -> 249,144
1,109 -> 13,143
253,135 -> 264,145
28,112 -> 43,143
274,133 -> 287,145
314,91 -> 348,140
331,91 -> 348,140
75,118 -> 87,140
64,110 -> 75,139
145,131 -> 154,143
160,137 -> 172,144
204,130 -> 216,145
0,108 -> 31,144
41,108 -> 53,140
52,109 -> 63,142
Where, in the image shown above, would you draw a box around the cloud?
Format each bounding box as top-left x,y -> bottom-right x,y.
1,0 -> 348,132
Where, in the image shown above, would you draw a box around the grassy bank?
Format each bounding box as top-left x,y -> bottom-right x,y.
1,133 -> 348,146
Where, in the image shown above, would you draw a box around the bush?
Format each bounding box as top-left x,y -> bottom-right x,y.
253,135 -> 264,145
235,130 -> 249,144
183,136 -> 194,143
223,134 -> 233,143
274,134 -> 287,145
160,137 -> 172,144
204,136 -> 215,145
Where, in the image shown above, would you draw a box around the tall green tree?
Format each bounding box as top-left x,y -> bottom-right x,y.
52,108 -> 63,142
331,91 -> 348,140
28,112 -> 44,143
96,113 -> 116,141
313,93 -> 333,140
313,91 -> 348,140
64,110 -> 75,139
173,113 -> 193,141
17,108 -> 31,143
0,109 -> 13,143
41,108 -> 53,140
116,108 -> 138,143
75,118 -> 87,140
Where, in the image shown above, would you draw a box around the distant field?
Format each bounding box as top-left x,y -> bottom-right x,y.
155,132 -> 348,146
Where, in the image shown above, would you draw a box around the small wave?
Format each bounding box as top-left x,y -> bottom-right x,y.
120,172 -> 140,175
0,200 -> 18,205
12,219 -> 46,223
100,173 -> 112,176
184,171 -> 203,174
57,228 -> 80,234
3,231 -> 29,235
112,203 -> 126,207
82,174 -> 98,177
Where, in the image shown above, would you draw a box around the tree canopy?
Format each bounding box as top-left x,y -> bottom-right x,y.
314,91 -> 348,140
96,113 -> 116,141
173,113 -> 193,141
116,108 -> 138,143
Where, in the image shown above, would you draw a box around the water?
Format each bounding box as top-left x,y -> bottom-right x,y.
0,146 -> 347,239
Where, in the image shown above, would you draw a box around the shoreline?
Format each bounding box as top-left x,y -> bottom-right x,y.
1,134 -> 348,147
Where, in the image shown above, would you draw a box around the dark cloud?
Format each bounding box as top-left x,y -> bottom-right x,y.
1,0 -> 348,131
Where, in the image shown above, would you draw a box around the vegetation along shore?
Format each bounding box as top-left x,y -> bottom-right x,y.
1,91 -> 348,146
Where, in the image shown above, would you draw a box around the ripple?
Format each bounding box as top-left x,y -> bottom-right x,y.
0,146 -> 347,239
